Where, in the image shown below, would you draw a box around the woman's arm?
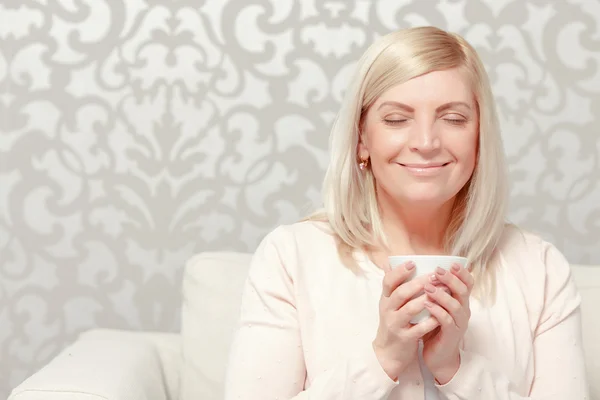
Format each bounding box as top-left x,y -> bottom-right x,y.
223,227 -> 397,400
435,243 -> 589,399
435,309 -> 587,399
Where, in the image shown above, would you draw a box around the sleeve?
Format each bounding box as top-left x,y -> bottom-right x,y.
223,227 -> 398,400
434,241 -> 590,400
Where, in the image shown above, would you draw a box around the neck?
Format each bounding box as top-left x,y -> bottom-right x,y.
377,195 -> 455,256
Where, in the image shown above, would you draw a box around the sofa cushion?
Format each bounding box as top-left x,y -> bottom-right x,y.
571,264 -> 600,400
179,252 -> 252,400
8,329 -> 174,400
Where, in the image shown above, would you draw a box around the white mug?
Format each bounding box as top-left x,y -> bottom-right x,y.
387,255 -> 469,324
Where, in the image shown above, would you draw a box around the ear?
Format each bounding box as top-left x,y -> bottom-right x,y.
357,129 -> 369,161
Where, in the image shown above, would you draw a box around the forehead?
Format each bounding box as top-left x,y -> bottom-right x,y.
375,68 -> 474,107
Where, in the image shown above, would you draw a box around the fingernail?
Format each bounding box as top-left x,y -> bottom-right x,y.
429,274 -> 439,283
405,262 -> 415,270
424,284 -> 437,293
452,264 -> 460,272
424,301 -> 433,308
436,267 -> 446,275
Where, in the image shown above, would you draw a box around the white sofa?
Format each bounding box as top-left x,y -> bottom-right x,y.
8,252 -> 600,400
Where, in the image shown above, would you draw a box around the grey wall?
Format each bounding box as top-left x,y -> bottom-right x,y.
2,0 -> 599,396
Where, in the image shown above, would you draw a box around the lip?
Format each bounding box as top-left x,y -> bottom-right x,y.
398,162 -> 451,176
399,162 -> 449,168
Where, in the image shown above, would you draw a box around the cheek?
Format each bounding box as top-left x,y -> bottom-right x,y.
458,133 -> 478,173
366,125 -> 405,156
464,142 -> 478,165
453,125 -> 478,155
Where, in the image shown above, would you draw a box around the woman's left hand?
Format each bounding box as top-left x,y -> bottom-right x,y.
421,263 -> 474,385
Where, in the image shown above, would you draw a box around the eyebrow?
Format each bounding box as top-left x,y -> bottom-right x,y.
377,101 -> 472,112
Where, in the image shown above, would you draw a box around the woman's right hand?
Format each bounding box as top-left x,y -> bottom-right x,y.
372,261 -> 441,381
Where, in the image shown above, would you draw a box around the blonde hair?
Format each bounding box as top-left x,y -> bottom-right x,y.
306,26 -> 508,298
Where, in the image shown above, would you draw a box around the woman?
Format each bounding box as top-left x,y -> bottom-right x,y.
224,26 -> 589,399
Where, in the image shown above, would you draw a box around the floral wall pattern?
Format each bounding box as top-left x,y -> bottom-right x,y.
1,0 -> 599,396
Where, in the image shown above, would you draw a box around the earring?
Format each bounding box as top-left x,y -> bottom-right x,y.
359,158 -> 369,170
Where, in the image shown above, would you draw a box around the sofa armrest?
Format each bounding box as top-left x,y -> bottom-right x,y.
8,329 -> 182,400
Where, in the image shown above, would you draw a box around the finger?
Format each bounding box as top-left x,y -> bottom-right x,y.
450,263 -> 475,291
408,315 -> 440,339
382,261 -> 415,297
434,266 -> 470,304
429,280 -> 451,295
427,274 -> 449,290
395,293 -> 430,326
421,326 -> 440,343
425,284 -> 468,327
424,299 -> 458,331
387,273 -> 439,311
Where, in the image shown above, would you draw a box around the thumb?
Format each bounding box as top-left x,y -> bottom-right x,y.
381,260 -> 392,273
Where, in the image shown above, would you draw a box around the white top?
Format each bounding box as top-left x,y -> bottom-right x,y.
224,221 -> 589,399
418,341 -> 440,400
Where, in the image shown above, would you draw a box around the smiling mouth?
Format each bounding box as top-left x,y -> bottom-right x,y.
399,162 -> 451,168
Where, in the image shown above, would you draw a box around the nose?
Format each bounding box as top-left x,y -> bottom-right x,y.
408,119 -> 441,153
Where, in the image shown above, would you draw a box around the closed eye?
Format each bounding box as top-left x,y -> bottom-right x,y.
442,113 -> 468,126
383,118 -> 408,126
444,118 -> 467,126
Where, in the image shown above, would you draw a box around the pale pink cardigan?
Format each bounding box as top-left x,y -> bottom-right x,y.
224,221 -> 589,399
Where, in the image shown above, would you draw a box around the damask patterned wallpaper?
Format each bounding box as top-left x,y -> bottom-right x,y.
1,0 -> 599,396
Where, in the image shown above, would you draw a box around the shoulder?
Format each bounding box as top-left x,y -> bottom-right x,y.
259,220 -> 336,251
495,223 -> 545,254
495,223 -> 569,270
251,220 -> 338,273
494,223 -> 576,300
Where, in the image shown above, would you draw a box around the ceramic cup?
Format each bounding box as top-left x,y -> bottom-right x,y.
387,255 -> 469,324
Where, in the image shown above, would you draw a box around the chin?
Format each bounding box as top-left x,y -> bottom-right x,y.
378,179 -> 463,209
397,191 -> 456,208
